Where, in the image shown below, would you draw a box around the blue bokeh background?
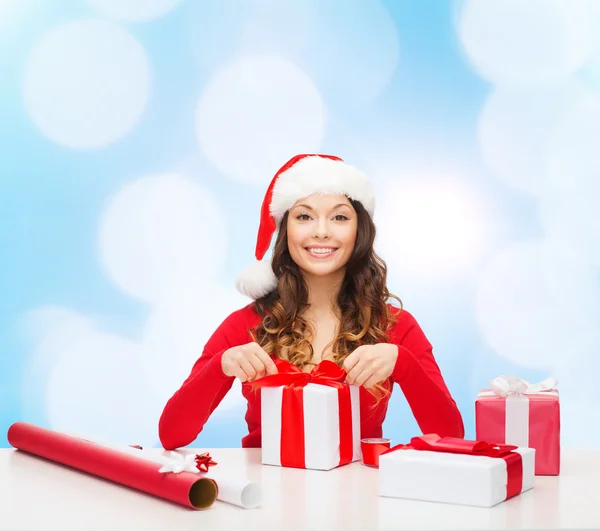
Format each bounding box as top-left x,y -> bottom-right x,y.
2,0 -> 600,449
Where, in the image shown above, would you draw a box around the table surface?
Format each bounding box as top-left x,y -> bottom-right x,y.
1,447 -> 599,531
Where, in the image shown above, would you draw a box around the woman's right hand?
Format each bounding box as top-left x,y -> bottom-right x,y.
221,342 -> 278,382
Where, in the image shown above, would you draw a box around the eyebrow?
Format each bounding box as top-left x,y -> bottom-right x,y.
293,203 -> 351,211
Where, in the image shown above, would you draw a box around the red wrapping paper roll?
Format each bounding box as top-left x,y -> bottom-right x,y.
7,422 -> 217,510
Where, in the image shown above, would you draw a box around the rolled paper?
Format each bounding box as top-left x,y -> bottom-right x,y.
59,430 -> 262,510
198,468 -> 262,509
7,422 -> 217,510
360,438 -> 391,467
116,448 -> 262,509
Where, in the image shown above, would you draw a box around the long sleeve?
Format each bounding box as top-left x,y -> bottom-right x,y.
389,309 -> 465,438
158,307 -> 249,450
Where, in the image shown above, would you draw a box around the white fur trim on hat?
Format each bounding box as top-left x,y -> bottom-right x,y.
270,156 -> 375,222
235,259 -> 278,299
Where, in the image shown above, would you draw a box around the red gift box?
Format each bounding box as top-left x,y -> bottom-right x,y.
475,375 -> 560,475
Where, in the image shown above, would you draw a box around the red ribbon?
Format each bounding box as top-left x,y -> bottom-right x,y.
360,439 -> 391,467
195,452 -> 217,473
382,434 -> 523,500
250,358 -> 354,469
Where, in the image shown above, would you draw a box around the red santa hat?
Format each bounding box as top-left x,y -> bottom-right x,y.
236,154 -> 375,299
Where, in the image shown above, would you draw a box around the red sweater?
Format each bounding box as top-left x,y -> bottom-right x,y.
158,303 -> 464,450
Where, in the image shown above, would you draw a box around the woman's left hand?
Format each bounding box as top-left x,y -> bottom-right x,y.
342,343 -> 399,388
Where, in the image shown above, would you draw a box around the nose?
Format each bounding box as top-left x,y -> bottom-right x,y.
313,217 -> 330,239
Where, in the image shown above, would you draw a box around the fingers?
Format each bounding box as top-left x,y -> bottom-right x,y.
345,358 -> 368,385
245,344 -> 277,381
344,346 -> 369,385
225,359 -> 250,382
344,346 -> 385,387
348,364 -> 373,386
342,348 -> 361,374
223,342 -> 278,383
250,343 -> 278,376
237,356 -> 258,382
362,374 -> 383,389
246,354 -> 266,380
222,347 -> 257,382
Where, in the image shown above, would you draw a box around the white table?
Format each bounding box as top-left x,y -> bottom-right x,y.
1,447 -> 599,530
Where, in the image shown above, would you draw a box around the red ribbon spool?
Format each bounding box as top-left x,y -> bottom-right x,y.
360,438 -> 391,467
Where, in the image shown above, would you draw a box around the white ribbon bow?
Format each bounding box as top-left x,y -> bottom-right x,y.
489,375 -> 557,397
158,451 -> 199,474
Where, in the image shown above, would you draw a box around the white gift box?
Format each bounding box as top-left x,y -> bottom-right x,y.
261,383 -> 361,470
379,446 -> 535,507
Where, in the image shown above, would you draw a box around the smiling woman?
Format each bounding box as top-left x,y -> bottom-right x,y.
158,154 -> 464,450
287,196 -> 357,284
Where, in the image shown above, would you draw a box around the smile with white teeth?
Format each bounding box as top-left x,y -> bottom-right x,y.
306,247 -> 337,254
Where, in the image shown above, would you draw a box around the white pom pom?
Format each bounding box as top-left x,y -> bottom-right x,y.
235,259 -> 278,299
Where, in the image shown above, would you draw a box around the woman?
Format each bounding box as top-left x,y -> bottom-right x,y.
158,154 -> 464,450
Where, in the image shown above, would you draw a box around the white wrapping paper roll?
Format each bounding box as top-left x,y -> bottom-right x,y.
198,468 -> 261,509
64,433 -> 261,509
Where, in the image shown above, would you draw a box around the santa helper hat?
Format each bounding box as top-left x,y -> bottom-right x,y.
235,154 -> 376,299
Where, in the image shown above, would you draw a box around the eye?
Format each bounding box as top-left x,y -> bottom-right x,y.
296,213 -> 311,221
334,214 -> 349,221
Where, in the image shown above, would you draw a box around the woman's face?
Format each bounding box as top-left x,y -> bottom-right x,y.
286,194 -> 358,281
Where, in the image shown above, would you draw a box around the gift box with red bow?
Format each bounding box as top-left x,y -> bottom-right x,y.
250,359 -> 361,470
475,375 -> 560,475
379,434 -> 535,507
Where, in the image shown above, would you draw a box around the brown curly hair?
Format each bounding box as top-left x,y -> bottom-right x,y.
249,198 -> 402,399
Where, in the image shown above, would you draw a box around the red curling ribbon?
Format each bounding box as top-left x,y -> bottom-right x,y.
382,434 -> 523,500
195,452 -> 217,473
360,438 -> 391,467
249,358 -> 354,469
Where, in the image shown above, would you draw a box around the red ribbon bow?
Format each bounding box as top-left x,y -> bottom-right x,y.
195,452 -> 217,473
381,434 -> 524,500
386,433 -> 519,457
250,358 -> 348,388
249,358 -> 354,469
